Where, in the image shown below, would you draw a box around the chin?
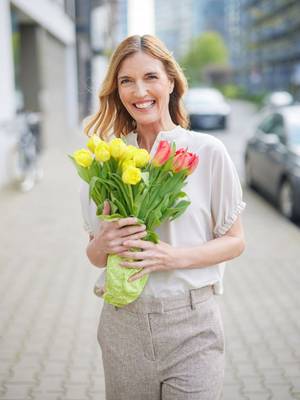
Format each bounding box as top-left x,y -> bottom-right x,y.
135,115 -> 160,126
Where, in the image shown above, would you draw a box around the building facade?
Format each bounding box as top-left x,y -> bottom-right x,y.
0,0 -> 77,188
154,0 -> 227,61
240,0 -> 300,94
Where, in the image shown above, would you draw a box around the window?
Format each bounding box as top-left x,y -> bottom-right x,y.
258,113 -> 286,144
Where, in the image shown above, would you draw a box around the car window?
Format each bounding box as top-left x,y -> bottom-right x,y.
258,114 -> 286,143
258,115 -> 274,134
271,114 -> 285,140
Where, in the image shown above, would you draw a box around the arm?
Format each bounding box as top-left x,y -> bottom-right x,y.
86,234 -> 108,268
178,215 -> 245,269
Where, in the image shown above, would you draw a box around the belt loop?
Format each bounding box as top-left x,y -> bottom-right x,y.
189,289 -> 196,310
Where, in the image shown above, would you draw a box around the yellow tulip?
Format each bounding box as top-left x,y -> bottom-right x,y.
109,138 -> 127,159
133,148 -> 150,168
121,159 -> 135,171
122,166 -> 141,185
95,142 -> 110,162
87,135 -> 101,153
73,149 -> 93,168
121,145 -> 138,160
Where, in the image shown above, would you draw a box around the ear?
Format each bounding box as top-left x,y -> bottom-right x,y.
169,80 -> 174,94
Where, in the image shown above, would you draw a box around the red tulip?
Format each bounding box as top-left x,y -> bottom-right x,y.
172,148 -> 199,175
186,152 -> 199,175
152,140 -> 172,167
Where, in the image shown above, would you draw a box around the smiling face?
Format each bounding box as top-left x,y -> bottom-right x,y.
117,51 -> 175,132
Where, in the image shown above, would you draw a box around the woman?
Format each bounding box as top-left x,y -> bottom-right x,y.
80,34 -> 246,400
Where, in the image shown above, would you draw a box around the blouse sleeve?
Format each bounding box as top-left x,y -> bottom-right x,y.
79,180 -> 100,236
210,140 -> 246,238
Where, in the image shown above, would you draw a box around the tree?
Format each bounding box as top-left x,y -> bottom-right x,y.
180,31 -> 229,86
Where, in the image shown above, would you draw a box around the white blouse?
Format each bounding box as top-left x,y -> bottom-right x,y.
79,125 -> 246,297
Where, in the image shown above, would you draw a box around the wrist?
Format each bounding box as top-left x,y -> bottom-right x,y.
174,247 -> 192,270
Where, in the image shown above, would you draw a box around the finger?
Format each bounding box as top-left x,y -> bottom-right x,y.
118,224 -> 146,238
120,258 -> 158,269
116,217 -> 139,228
128,230 -> 148,240
128,267 -> 154,282
121,249 -> 152,259
112,246 -> 129,254
102,200 -> 110,215
123,239 -> 153,248
111,231 -> 147,250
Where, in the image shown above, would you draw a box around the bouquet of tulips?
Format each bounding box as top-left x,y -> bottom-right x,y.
69,135 -> 199,307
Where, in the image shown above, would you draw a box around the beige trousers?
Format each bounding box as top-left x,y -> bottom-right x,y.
97,285 -> 225,400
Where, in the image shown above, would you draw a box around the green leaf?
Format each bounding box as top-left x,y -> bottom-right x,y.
98,214 -> 123,221
88,158 -> 100,178
89,177 -> 104,205
144,230 -> 159,244
110,192 -> 128,217
178,191 -> 187,198
141,172 -> 149,186
169,200 -> 191,221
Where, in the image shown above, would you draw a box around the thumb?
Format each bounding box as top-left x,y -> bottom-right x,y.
102,200 -> 110,215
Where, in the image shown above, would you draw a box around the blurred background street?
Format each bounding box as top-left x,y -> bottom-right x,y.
1,1 -> 300,399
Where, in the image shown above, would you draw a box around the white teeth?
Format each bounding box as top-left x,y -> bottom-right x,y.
134,101 -> 155,109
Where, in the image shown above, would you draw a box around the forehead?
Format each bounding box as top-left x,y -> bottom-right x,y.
118,52 -> 167,76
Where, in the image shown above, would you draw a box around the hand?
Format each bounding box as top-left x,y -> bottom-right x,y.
120,239 -> 186,282
93,200 -> 147,255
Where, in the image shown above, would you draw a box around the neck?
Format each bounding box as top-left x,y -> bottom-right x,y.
136,119 -> 177,152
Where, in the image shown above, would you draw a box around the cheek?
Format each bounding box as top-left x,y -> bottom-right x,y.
118,89 -> 130,109
155,85 -> 170,106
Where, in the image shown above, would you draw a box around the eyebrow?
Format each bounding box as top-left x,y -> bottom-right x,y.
118,72 -> 159,81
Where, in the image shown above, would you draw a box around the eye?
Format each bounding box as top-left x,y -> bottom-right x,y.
147,75 -> 158,80
120,79 -> 130,84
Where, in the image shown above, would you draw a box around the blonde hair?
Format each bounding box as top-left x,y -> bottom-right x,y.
84,34 -> 189,140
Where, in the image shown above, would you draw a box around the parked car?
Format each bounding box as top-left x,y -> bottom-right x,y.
263,91 -> 294,109
184,87 -> 230,131
244,105 -> 300,222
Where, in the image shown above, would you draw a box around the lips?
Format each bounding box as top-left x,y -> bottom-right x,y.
133,100 -> 156,109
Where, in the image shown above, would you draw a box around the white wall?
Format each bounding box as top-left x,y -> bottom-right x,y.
0,0 -> 77,188
0,0 -> 17,187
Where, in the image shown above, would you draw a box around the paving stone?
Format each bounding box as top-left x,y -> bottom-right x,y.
63,387 -> 90,399
222,386 -> 249,400
1,383 -> 32,399
30,390 -> 64,400
234,363 -> 259,378
242,394 -> 271,400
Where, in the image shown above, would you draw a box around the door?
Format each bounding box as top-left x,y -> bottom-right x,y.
256,114 -> 287,196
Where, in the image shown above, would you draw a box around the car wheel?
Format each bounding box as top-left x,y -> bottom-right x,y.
245,157 -> 255,188
278,179 -> 297,221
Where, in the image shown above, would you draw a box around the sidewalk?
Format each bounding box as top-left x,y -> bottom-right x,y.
0,138 -> 300,400
0,140 -> 105,400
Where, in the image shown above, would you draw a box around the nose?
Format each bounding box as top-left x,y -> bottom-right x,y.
134,81 -> 148,97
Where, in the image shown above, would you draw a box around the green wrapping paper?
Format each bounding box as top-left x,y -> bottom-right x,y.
101,254 -> 149,307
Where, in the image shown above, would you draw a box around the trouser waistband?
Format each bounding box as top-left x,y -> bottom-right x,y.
114,285 -> 214,314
